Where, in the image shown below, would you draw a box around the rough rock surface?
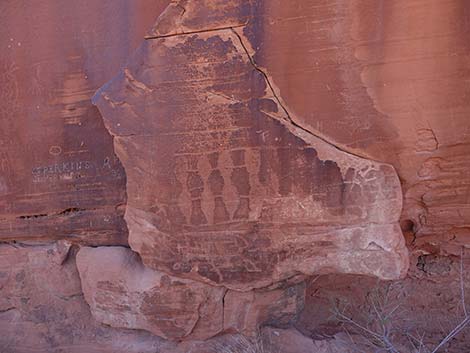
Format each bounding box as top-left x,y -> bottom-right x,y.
0,243 -> 171,353
223,281 -> 305,335
77,246 -> 225,340
163,328 -> 370,353
297,256 -> 470,352
242,0 -> 470,255
0,0 -> 169,245
94,0 -> 408,293
144,0 -> 470,255
77,246 -> 306,340
261,328 -> 364,353
0,243 -> 300,352
1,0 -> 469,351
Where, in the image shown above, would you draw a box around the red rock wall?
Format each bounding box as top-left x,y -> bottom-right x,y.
244,0 -> 470,254
1,0 -> 469,352
0,1 -> 171,352
88,0 -> 408,340
0,0 -> 169,245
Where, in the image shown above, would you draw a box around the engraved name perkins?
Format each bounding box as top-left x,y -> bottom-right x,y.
32,160 -> 93,182
31,157 -> 123,183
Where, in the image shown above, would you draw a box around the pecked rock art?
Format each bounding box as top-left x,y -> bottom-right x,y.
142,0 -> 470,256
93,0 -> 408,294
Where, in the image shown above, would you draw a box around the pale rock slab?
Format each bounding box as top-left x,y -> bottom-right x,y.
0,243 -> 169,353
261,328 -> 370,353
76,246 -> 225,341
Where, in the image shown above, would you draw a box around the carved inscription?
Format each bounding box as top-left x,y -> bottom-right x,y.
32,160 -> 92,183
31,156 -> 123,183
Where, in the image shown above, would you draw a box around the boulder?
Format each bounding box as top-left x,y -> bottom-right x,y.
0,242 -> 170,353
76,246 -> 225,341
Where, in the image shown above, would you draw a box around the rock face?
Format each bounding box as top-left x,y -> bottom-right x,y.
77,246 -> 225,340
94,0 -> 408,294
241,0 -> 470,255
0,0 -> 169,245
77,246 -> 305,340
140,0 -> 470,255
0,243 -> 170,353
2,0 -> 469,351
223,282 -> 305,335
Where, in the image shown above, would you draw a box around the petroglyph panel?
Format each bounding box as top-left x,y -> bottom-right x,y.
94,4 -> 408,291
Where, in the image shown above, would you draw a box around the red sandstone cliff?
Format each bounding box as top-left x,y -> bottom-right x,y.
1,1 -> 469,352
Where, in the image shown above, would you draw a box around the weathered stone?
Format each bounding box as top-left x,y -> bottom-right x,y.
223,282 -> 305,336
297,258 -> 470,352
241,0 -> 470,255
147,0 -> 251,38
0,0 -> 169,245
164,329 -> 371,353
2,0 -> 470,351
0,243 -> 170,353
147,0 -> 470,256
94,1 -> 408,291
162,333 -> 262,353
76,246 -> 225,341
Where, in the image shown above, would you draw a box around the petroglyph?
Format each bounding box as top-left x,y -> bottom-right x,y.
93,1 -> 408,292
